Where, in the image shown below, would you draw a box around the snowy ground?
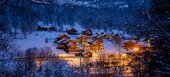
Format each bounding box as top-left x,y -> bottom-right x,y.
15,32 -> 65,54
15,32 -> 129,53
14,24 -> 134,65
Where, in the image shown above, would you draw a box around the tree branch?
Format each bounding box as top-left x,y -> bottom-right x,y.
0,0 -> 7,5
30,0 -> 50,5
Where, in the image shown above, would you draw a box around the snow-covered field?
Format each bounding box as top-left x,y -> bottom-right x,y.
14,24 -> 135,65
15,32 -> 64,53
15,32 -> 130,53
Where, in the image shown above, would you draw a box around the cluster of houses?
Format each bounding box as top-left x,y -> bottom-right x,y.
54,28 -> 106,58
53,27 -> 147,58
35,26 -> 149,76
66,28 -> 93,35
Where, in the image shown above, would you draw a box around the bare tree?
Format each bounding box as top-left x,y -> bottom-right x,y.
0,0 -> 7,5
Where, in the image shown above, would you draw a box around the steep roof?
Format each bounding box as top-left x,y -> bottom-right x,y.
59,34 -> 70,39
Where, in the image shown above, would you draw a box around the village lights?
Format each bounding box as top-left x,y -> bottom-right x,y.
133,47 -> 140,51
122,54 -> 127,57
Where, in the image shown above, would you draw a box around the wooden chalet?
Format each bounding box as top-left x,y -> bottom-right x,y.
94,41 -> 104,51
108,54 -> 121,61
113,34 -> 122,39
98,35 -> 104,42
63,39 -> 74,44
77,36 -> 90,43
69,39 -> 78,44
92,35 -> 104,42
57,34 -> 70,41
105,34 -> 114,40
92,36 -> 98,41
84,41 -> 104,52
37,26 -> 56,31
65,43 -> 77,53
123,40 -> 142,52
57,43 -> 66,49
37,26 -> 48,31
64,42 -> 82,53
82,29 -> 93,35
123,40 -> 136,51
91,44 -> 98,52
57,40 -> 68,49
59,34 -> 70,39
56,38 -> 74,49
82,51 -> 93,58
66,28 -> 78,34
74,50 -> 92,58
84,45 -> 91,51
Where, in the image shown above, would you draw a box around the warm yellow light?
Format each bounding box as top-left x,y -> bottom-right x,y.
133,47 -> 139,51
122,54 -> 127,57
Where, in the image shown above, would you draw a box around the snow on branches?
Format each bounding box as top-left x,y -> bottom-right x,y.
0,0 -> 7,5
30,0 -> 50,4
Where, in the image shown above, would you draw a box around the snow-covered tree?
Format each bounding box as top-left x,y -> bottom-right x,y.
131,0 -> 170,76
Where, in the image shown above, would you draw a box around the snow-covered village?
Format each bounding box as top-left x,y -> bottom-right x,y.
0,0 -> 170,77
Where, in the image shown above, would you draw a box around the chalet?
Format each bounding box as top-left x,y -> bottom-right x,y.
85,41 -> 104,52
123,40 -> 135,51
37,26 -> 48,31
57,42 -> 67,49
59,34 -> 70,39
37,26 -> 56,31
56,37 -> 76,44
74,50 -> 92,58
92,35 -> 104,42
68,39 -> 78,44
92,36 -> 98,41
84,45 -> 91,51
55,33 -> 104,57
65,43 -> 77,53
108,34 -> 114,40
113,34 -> 119,38
96,35 -> 104,42
94,41 -> 104,51
66,28 -> 78,34
108,54 -> 120,61
64,41 -> 84,53
94,44 -> 103,52
123,40 -> 142,52
56,38 -> 70,49
82,29 -> 93,35
63,39 -> 74,44
57,34 -> 70,41
104,34 -> 107,38
112,35 -> 123,46
77,36 -> 90,43
104,34 -> 114,40
82,51 -> 93,58
85,39 -> 104,52
91,44 -> 98,52
75,52 -> 83,57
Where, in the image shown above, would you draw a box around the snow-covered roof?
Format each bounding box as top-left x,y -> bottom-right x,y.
14,28 -> 140,61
